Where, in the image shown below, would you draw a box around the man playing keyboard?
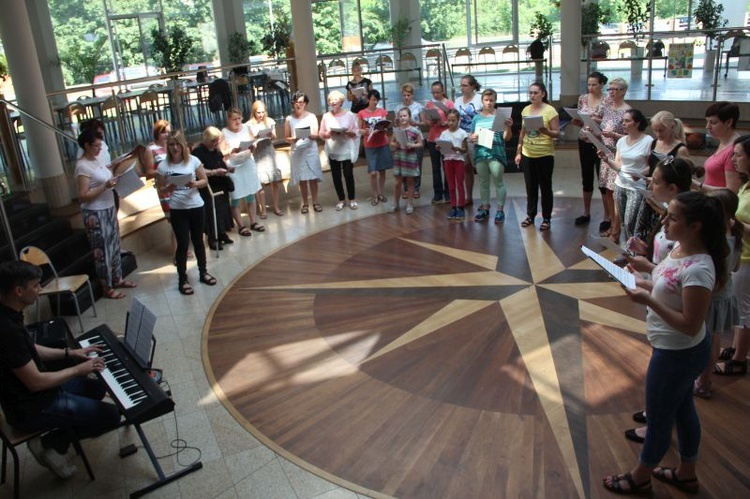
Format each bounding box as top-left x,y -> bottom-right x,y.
0,261 -> 120,479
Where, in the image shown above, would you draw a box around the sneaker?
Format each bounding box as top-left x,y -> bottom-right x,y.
447,207 -> 457,220
27,437 -> 48,468
456,208 -> 466,221
474,209 -> 489,222
494,210 -> 505,223
431,197 -> 443,205
349,200 -> 358,210
335,201 -> 345,211
28,437 -> 76,479
405,204 -> 414,214
387,203 -> 400,212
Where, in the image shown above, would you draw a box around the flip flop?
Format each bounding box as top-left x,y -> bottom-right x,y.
104,289 -> 126,299
114,280 -> 137,289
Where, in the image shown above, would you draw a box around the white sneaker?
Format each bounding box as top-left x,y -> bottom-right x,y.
335,201 -> 345,211
405,204 -> 414,214
43,447 -> 77,479
349,200 -> 358,210
387,204 -> 400,212
27,437 -> 47,468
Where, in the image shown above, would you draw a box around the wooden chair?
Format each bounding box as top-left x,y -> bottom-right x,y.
19,246 -> 97,333
1,409 -> 95,499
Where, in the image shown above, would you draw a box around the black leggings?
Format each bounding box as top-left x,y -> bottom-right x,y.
578,139 -> 605,194
329,158 -> 355,201
521,154 -> 555,220
171,206 -> 207,282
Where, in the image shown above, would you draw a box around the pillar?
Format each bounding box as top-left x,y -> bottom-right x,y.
290,0 -> 322,114
390,0 -> 423,87
559,0 -> 582,104
0,0 -> 69,206
211,0 -> 246,69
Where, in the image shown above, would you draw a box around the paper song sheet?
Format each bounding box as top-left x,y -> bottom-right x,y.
563,107 -> 581,122
492,108 -> 512,131
436,139 -> 454,155
294,127 -> 311,140
579,112 -> 603,136
168,173 -> 193,187
393,127 -> 409,147
113,165 -> 145,198
422,108 -> 441,123
523,115 -> 543,132
255,127 -> 273,138
476,128 -> 495,149
581,245 -> 636,289
582,130 -> 612,158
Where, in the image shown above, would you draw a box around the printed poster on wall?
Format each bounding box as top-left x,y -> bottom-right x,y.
668,43 -> 694,78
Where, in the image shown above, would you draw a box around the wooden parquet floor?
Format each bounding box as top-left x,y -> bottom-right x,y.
203,197 -> 750,498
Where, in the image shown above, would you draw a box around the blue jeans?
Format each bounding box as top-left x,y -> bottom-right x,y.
15,378 -> 120,453
641,332 -> 710,467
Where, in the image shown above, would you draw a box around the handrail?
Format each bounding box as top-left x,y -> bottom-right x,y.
1,99 -> 77,144
442,44 -> 456,100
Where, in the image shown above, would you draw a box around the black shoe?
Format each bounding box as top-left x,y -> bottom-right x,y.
219,235 -> 234,244
632,411 -> 647,424
574,215 -> 591,226
599,220 -> 611,233
208,241 -> 223,251
625,428 -> 645,443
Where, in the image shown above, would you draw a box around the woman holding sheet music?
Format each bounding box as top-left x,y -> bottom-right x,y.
248,100 -> 283,217
515,81 -> 559,232
156,131 -> 214,295
75,129 -> 134,300
424,81 -> 454,205
320,90 -> 359,210
603,191 -> 727,495
598,109 -> 652,243
285,91 -> 323,214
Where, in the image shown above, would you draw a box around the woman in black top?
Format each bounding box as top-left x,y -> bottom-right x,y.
346,61 -> 372,114
192,127 -> 235,250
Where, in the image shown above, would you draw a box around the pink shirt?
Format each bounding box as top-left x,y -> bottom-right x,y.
704,145 -> 734,187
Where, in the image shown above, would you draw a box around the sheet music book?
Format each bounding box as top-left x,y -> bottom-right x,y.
422,108 -> 441,122
393,127 -> 409,147
367,119 -> 390,141
582,130 -> 613,158
431,100 -> 451,114
351,86 -> 366,99
294,127 -> 311,140
254,127 -> 273,138
168,173 -> 193,187
329,126 -> 348,134
581,245 -> 636,289
238,140 -> 253,151
563,107 -> 581,121
124,297 -> 157,369
523,115 -> 543,132
492,108 -> 512,131
113,164 -> 145,198
477,127 -> 495,149
579,112 -> 603,136
436,139 -> 454,155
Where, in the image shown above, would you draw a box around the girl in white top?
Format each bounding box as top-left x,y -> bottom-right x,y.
604,191 -> 727,495
223,107 -> 264,234
75,129 -> 133,299
599,109 -> 652,243
156,131 -> 213,295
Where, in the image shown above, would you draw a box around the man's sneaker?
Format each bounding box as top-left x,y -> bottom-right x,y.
28,437 -> 76,479
474,209 -> 489,222
387,203 -> 400,212
456,208 -> 466,221
447,207 -> 457,220
405,204 -> 414,214
494,210 -> 505,224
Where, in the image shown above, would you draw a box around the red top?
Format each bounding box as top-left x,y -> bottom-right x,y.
703,145 -> 733,188
358,108 -> 389,148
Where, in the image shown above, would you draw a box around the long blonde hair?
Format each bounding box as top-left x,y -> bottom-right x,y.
166,130 -> 190,164
651,110 -> 686,143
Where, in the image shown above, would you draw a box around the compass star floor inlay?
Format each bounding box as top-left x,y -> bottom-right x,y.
204,198 -> 750,498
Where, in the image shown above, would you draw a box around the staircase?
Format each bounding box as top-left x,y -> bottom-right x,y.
1,190 -> 137,315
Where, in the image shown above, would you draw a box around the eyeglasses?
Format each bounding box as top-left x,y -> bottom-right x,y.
608,87 -> 623,92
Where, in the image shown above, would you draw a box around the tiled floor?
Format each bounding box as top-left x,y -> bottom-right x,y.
3,150 -> 614,499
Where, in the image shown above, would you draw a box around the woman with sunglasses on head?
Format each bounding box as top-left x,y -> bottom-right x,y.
285,91 -> 323,214
694,101 -> 742,194
604,190 -> 727,495
598,78 -> 631,237
573,71 -> 609,227
515,81 -> 559,231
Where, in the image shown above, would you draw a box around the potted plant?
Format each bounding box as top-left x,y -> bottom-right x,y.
0,54 -> 9,94
151,26 -> 195,76
581,1 -> 612,61
694,0 -> 727,73
260,11 -> 297,91
528,13 -> 553,78
228,31 -> 256,76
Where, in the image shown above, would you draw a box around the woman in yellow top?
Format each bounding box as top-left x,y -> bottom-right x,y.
515,82 -> 560,231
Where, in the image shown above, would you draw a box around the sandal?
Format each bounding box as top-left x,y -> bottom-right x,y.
693,379 -> 712,399
104,289 -> 126,299
602,472 -> 652,495
259,210 -> 268,219
238,226 -> 252,237
539,219 -> 551,231
718,346 -> 736,360
713,359 -> 748,376
301,204 -> 309,214
651,467 -> 699,494
521,217 -> 534,228
178,281 -> 194,295
313,203 -> 323,212
378,195 -> 387,203
371,197 -> 379,206
273,209 -> 284,216
199,273 -> 217,286
250,222 -> 266,232
114,280 -> 137,289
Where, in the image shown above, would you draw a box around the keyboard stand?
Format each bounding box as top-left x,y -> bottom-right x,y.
126,423 -> 203,498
